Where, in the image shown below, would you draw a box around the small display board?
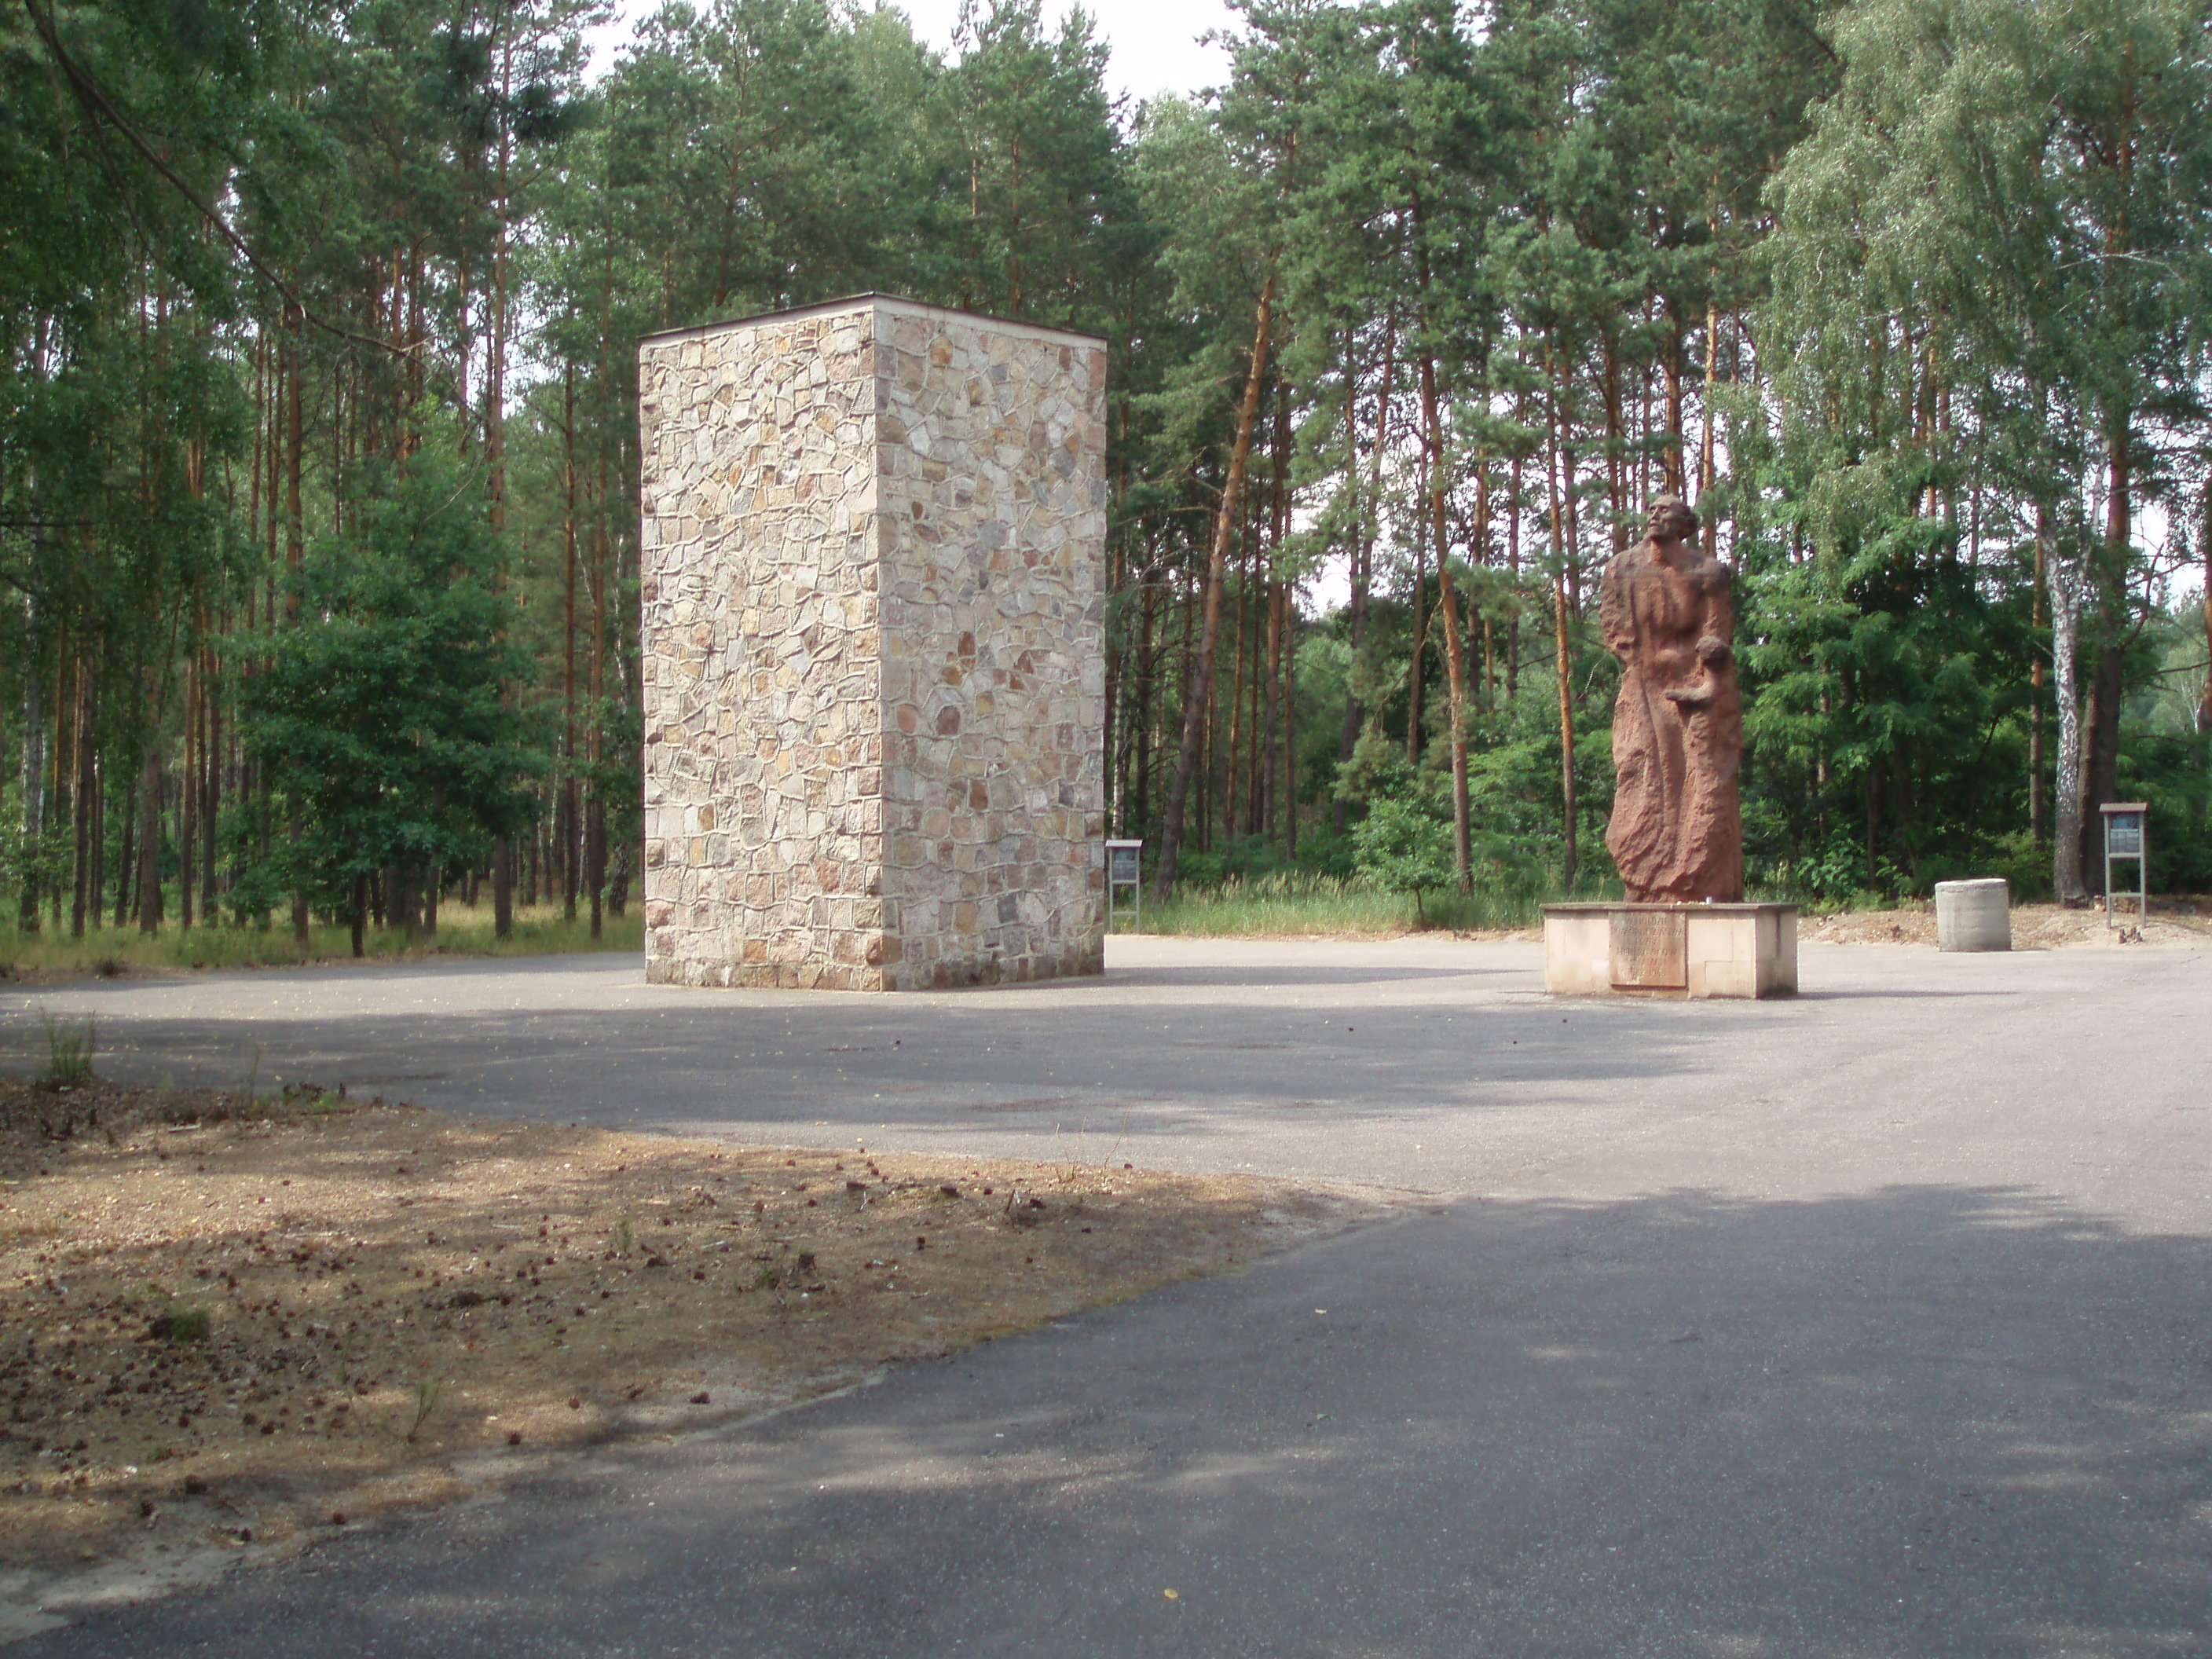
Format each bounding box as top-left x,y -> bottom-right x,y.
2100,802 -> 2148,930
1105,838 -> 1143,933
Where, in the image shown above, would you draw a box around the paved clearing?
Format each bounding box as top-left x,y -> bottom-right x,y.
5,936 -> 2208,1655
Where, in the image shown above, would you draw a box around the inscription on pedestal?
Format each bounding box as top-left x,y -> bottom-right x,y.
1610,909 -> 1686,989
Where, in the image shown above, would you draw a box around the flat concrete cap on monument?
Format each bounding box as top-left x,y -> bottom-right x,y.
636,292 -> 1107,351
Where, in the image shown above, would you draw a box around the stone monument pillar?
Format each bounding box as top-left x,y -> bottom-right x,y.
637,295 -> 1108,990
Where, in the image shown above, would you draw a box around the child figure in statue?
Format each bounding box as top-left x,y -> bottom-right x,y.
1599,496 -> 1744,903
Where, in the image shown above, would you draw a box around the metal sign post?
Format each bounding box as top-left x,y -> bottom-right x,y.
1105,838 -> 1143,933
2100,802 -> 2148,931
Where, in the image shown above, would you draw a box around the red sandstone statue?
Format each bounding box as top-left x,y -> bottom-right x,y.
1599,497 -> 1744,903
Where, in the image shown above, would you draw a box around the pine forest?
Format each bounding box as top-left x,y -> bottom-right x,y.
7,0 -> 2212,961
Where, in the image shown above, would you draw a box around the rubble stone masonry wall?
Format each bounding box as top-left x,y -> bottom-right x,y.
637,295 -> 1107,990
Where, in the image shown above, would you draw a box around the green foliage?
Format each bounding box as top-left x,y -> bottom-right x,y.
148,1301 -> 211,1344
241,450 -> 541,921
10,0 -> 2212,952
1734,516 -> 2045,897
1348,770 -> 1456,919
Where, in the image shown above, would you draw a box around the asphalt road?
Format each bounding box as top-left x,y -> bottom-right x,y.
5,936 -> 2209,1655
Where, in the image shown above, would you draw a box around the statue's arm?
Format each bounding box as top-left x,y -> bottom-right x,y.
1599,558 -> 1635,654
1694,570 -> 1736,667
1664,567 -> 1734,706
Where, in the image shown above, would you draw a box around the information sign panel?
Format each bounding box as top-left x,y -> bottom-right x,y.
2100,802 -> 2149,929
1105,838 -> 1143,933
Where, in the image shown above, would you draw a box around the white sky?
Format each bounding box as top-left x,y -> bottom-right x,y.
587,1 -> 1239,105
899,0 -> 1236,102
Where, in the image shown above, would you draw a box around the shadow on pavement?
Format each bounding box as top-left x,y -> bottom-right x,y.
1789,988 -> 2023,1002
1101,963 -> 1512,989
28,1182 -> 2209,1657
2,989 -> 1745,1133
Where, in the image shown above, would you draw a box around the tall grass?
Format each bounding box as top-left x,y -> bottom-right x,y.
0,901 -> 640,978
1132,871 -> 1566,937
38,1013 -> 96,1085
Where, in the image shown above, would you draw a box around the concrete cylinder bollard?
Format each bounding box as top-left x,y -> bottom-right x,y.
1935,878 -> 2011,952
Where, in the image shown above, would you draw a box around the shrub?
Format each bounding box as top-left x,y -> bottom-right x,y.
1350,793 -> 1456,922
39,1015 -> 95,1089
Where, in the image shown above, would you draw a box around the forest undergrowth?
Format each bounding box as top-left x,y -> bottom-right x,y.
0,904 -> 640,982
1135,872 -> 1550,936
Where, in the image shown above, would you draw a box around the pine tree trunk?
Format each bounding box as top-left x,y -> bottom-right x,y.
115,775 -> 133,929
1137,573 -> 1156,837
1602,333 -> 1633,558
2075,427 -> 2133,894
1554,570 -> 1577,894
483,50 -> 518,943
285,302 -> 309,947
88,754 -> 104,932
1260,576 -> 1284,843
588,797 -> 605,941
494,837 -> 514,936
2030,526 -> 2045,841
179,665 -> 196,931
202,645 -> 220,922
1699,301 -> 1719,519
1257,384 -> 1290,840
1420,349 -> 1471,891
1546,350 -> 1577,892
1281,579 -> 1297,860
70,663 -> 90,939
1334,326 -> 1384,834
1404,557 -> 1426,767
1224,526 -> 1247,835
1104,536 -> 1122,833
588,455 -> 608,942
17,612 -> 45,932
2077,644 -> 2125,896
2049,545 -> 2086,903
2200,475 -> 2212,734
1661,296 -> 1686,494
1506,394 -> 1525,702
562,364 -> 580,925
1152,272 -> 1274,899
137,746 -> 162,936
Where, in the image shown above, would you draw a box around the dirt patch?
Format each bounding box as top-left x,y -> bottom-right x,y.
0,1076 -> 1375,1629
1801,901 -> 2212,949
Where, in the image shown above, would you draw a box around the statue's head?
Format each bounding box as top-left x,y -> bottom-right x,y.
1647,496 -> 1699,542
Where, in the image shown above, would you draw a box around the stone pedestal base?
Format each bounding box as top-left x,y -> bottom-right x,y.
1542,903 -> 1797,999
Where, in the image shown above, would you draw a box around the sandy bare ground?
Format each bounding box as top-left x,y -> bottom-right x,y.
1801,899 -> 2212,949
0,1077 -> 1375,1631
